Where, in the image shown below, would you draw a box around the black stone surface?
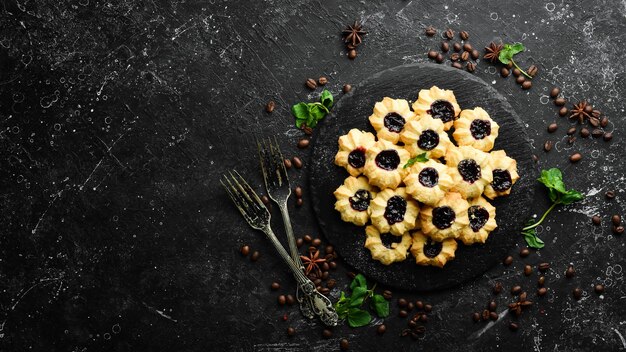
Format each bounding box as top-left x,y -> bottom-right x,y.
0,1 -> 625,351
310,63 -> 537,291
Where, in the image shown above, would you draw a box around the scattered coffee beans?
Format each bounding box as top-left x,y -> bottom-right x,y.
383,290 -> 392,300
524,265 -> 533,276
488,301 -> 497,311
435,53 -> 444,63
377,324 -> 386,335
322,329 -> 333,338
444,28 -> 454,39
550,87 -> 560,98
522,81 -> 532,90
509,322 -> 519,331
466,62 -> 476,73
271,282 -> 280,290
278,295 -> 286,305
284,159 -> 292,169
544,140 -> 553,152
538,263 -> 550,272
604,132 -> 613,141
527,65 -> 538,77
251,250 -> 260,261
340,338 -> 349,351
493,282 -> 503,294
569,153 -> 582,163
504,256 -> 514,266
611,215 -> 621,226
265,101 -> 275,113
559,107 -> 569,116
441,41 -> 450,52
286,294 -> 295,305
425,26 -> 437,36
318,76 -> 328,85
471,49 -> 480,60
566,265 -> 576,278
605,191 -> 615,199
428,50 -> 438,59
512,68 -> 521,77
573,288 -> 583,300
343,84 -> 352,93
297,139 -> 310,148
614,226 -> 625,234
424,304 -> 433,313
460,30 -> 469,40
538,276 -> 545,286
348,49 -> 357,60
548,123 -> 558,133
287,327 -> 295,336
292,157 -> 303,169
515,76 -> 525,84
240,245 -> 250,256
537,287 -> 547,296
305,78 -> 317,90
594,284 -> 605,294
501,67 -> 510,77
554,97 -> 566,106
453,42 -> 461,52
452,62 -> 463,69
472,312 -> 481,322
511,285 -> 522,295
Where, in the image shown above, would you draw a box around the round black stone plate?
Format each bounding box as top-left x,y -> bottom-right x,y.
309,63 -> 538,291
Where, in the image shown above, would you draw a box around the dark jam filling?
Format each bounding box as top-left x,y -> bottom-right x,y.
432,206 -> 456,229
349,189 -> 371,212
418,167 -> 439,188
384,195 -> 407,225
468,205 -> 490,232
417,129 -> 440,151
423,239 -> 443,258
375,150 -> 400,171
383,113 -> 406,133
492,169 -> 513,192
380,233 -> 402,249
427,100 -> 455,123
348,147 -> 366,168
458,159 -> 481,183
470,119 -> 492,140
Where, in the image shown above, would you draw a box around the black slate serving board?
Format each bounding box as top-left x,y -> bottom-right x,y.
309,63 -> 538,291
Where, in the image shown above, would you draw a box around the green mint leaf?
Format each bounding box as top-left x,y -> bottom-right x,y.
320,90 -> 334,110
350,286 -> 367,303
308,103 -> 327,120
347,308 -> 371,327
403,153 -> 429,169
292,102 -> 310,119
350,274 -> 367,291
371,294 -> 390,318
522,227 -> 545,249
499,43 -> 525,64
559,190 -> 584,205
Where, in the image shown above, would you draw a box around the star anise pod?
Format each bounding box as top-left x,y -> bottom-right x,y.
300,249 -> 326,276
484,42 -> 503,63
342,21 -> 366,48
570,100 -> 592,124
508,292 -> 533,317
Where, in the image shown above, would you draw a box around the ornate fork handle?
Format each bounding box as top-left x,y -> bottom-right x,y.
262,225 -> 338,327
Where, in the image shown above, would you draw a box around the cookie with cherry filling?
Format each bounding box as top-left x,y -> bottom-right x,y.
334,129 -> 377,176
334,176 -> 378,226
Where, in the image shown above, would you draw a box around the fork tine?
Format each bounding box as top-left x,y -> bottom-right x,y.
270,136 -> 289,186
221,176 -> 252,221
233,170 -> 266,211
264,138 -> 280,187
257,137 -> 270,184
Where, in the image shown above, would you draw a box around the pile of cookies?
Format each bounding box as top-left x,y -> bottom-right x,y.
333,86 -> 519,267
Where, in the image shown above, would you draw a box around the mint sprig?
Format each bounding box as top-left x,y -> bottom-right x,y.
334,274 -> 389,327
522,168 -> 584,248
498,43 -> 532,79
291,90 -> 334,129
403,153 -> 429,168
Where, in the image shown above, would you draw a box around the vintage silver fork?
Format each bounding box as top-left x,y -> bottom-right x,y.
221,171 -> 338,326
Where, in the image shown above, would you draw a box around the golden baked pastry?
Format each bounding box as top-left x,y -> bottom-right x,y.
368,97 -> 415,143
364,226 -> 412,265
363,140 -> 410,189
410,231 -> 457,267
446,146 -> 493,199
458,196 -> 498,245
334,129 -> 377,176
400,115 -> 452,158
370,187 -> 419,236
453,107 -> 500,152
334,176 -> 378,226
412,86 -> 461,130
483,150 -> 520,199
420,192 -> 470,241
403,159 -> 455,206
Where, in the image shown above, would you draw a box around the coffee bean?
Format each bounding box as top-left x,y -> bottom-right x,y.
428,50 -> 438,59
591,109 -> 601,118
291,187 -> 303,199
489,312 -> 498,321
424,304 -> 432,313
318,76 -> 328,85
340,338 -> 349,351
481,309 -> 490,321
543,141 -> 553,152
324,245 -> 334,254
415,300 -> 424,310
606,191 -> 615,199
322,329 -> 333,338
589,117 -> 600,127
488,301 -> 497,311
614,226 -> 625,234
569,153 -> 582,163
594,284 -> 605,294
573,288 -> 582,300
296,238 -> 305,248
512,68 -> 521,77
398,298 -> 407,307
425,26 -> 437,36
592,129 -> 604,138
493,282 -> 503,294
305,78 -> 317,90
469,312 -> 479,322
271,282 -> 280,290
603,132 -> 613,141
612,214 -> 621,226
407,302 -> 415,311
319,287 -> 330,295
383,290 -> 392,300
522,81 -> 532,90
538,263 -> 550,272
296,198 -> 303,207
461,51 -> 470,61
312,238 -> 322,247
538,276 -> 545,286
511,285 -> 522,295
501,67 -> 510,77
376,324 -> 386,335
283,158 -> 292,169
580,128 -> 590,138
302,125 -> 313,135
303,234 -> 312,243
471,49 -> 480,60
463,43 -> 473,51
584,104 -> 593,114
291,157 -> 303,169
420,314 -> 428,322
265,100 -> 276,113
287,327 -> 295,336
550,87 -> 560,98
399,310 -> 408,318
435,53 -> 444,63
548,123 -> 558,133
568,136 -> 576,144
321,263 -> 330,273
504,256 -> 514,266
528,65 -> 538,77
347,49 -> 357,60
559,107 -> 569,116
450,53 -> 460,61
444,28 -> 454,39
297,139 -> 310,148
532,154 -> 539,162
278,295 -> 286,305
251,250 -> 260,261
600,117 -> 609,127
537,287 -> 548,296
519,248 -> 530,257
441,41 -> 450,52
592,215 -> 601,226
506,61 -> 513,69
554,97 -> 566,106
515,76 -> 525,84
329,261 -> 337,269
327,279 -> 336,289
240,245 -> 250,256
524,265 -> 533,276
286,294 -> 295,305
509,322 -> 519,331
343,84 -> 352,93
453,42 -> 461,52
452,62 -> 463,69
459,30 -> 469,40
466,62 -> 476,73
567,127 -> 576,135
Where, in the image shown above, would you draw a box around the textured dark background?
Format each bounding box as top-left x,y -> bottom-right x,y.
0,1 -> 624,351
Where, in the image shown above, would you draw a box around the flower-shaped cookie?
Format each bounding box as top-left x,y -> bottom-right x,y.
412,86 -> 461,130
363,140 -> 410,189
446,146 -> 493,199
334,176 -> 378,226
400,115 -> 452,158
368,97 -> 415,143
370,187 -> 419,236
453,107 -> 500,152
334,129 -> 377,177
458,196 -> 498,245
410,231 -> 458,268
483,150 -> 520,199
403,159 -> 455,206
420,192 -> 470,241
364,225 -> 412,265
